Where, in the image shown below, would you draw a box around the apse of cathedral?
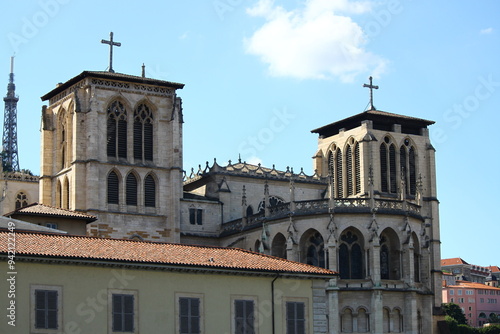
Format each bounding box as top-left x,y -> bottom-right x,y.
36,53 -> 442,332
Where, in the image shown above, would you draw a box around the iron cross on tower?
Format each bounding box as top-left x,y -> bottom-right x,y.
363,76 -> 379,110
101,32 -> 121,73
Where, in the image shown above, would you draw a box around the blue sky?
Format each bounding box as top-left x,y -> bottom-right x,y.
1,0 -> 499,267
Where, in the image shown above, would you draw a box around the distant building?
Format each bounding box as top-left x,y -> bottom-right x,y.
442,280 -> 500,327
441,258 -> 491,284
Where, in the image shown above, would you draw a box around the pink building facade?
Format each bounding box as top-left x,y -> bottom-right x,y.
442,281 -> 500,327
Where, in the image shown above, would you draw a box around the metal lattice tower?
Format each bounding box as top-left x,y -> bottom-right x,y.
2,57 -> 20,172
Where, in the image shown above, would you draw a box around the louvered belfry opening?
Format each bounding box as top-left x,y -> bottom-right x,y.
336,149 -> 343,198
400,146 -> 408,194
107,171 -> 119,204
134,104 -> 154,163
380,136 -> 397,195
409,146 -> 416,195
380,143 -> 388,192
346,145 -> 353,196
144,174 -> 156,207
107,101 -> 127,159
126,173 -> 138,206
389,144 -> 396,193
354,142 -> 361,194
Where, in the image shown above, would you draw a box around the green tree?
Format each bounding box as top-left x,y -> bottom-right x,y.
443,303 -> 468,325
489,314 -> 500,324
481,325 -> 500,334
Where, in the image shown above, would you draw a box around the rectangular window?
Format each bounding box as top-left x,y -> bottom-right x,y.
286,301 -> 306,334
459,298 -> 464,303
234,299 -> 255,334
450,290 -> 454,295
480,298 -> 484,303
466,290 -> 473,295
109,290 -> 138,334
35,290 -> 58,329
46,223 -> 58,229
458,290 -> 463,295
179,297 -> 201,334
112,294 -> 134,332
189,208 -> 203,225
31,285 -> 62,333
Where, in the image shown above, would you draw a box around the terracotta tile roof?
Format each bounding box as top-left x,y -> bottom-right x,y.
446,281 -> 500,291
0,231 -> 337,276
5,203 -> 97,222
441,258 -> 469,266
488,266 -> 500,273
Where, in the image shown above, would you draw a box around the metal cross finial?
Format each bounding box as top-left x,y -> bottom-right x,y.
101,32 -> 121,73
363,76 -> 379,110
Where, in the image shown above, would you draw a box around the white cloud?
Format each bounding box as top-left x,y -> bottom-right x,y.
480,27 -> 493,35
246,156 -> 263,166
244,0 -> 387,82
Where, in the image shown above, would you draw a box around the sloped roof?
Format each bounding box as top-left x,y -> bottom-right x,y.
0,231 -> 336,277
489,266 -> 500,273
446,281 -> 500,291
441,258 -> 469,266
0,216 -> 67,234
41,70 -> 184,101
311,109 -> 434,137
5,203 -> 97,223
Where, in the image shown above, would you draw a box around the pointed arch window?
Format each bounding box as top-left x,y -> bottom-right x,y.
63,178 -> 70,209
126,173 -> 138,206
336,148 -> 343,198
144,174 -> 156,207
134,104 -> 154,162
339,230 -> 363,279
107,171 -> 119,204
400,139 -> 418,196
345,139 -> 361,197
346,145 -> 353,196
380,136 -> 397,194
379,231 -> 401,280
107,101 -> 127,159
354,142 -> 361,194
303,232 -> 325,268
15,192 -> 28,210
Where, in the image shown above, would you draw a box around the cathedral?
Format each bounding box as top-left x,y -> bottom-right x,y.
20,63 -> 443,333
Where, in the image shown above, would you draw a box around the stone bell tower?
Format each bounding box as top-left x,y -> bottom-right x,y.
310,78 -> 442,333
39,70 -> 184,242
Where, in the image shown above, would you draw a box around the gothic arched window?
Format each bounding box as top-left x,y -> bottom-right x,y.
63,177 -> 70,209
339,230 -> 363,279
134,104 -> 154,162
380,229 -> 401,280
107,171 -> 119,204
271,233 -> 287,259
126,173 -> 138,206
107,101 -> 127,159
345,139 -> 361,197
15,192 -> 28,210
301,231 -> 325,268
400,138 -> 418,196
144,174 -> 156,207
336,148 -> 343,198
380,136 -> 397,194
